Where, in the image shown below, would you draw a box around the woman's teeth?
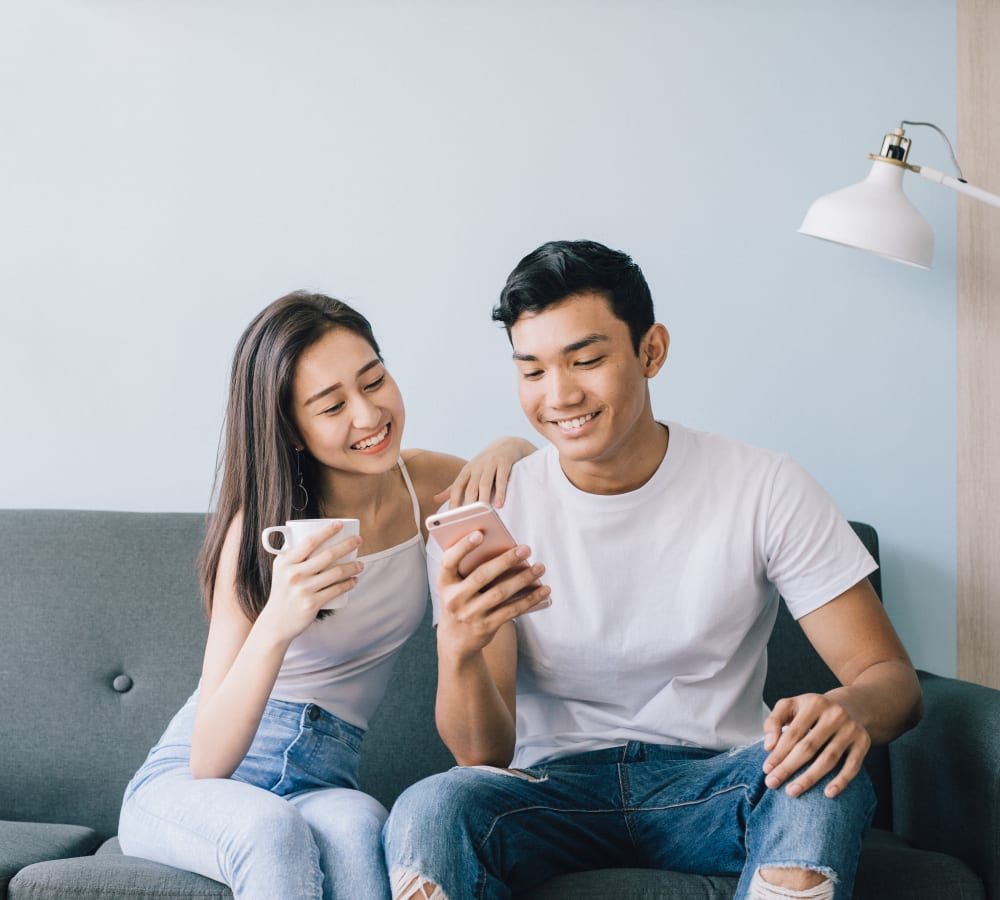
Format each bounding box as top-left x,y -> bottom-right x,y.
352,425 -> 389,450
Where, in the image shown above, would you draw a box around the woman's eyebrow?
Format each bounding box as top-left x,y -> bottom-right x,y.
303,358 -> 382,406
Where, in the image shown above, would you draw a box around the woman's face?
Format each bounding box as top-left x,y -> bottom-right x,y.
289,327 -> 405,475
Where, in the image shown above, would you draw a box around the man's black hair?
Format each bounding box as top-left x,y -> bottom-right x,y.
491,240 -> 654,354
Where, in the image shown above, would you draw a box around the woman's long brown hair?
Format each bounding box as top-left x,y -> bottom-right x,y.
198,291 -> 381,622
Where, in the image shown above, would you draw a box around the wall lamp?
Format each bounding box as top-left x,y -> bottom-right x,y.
799,120 -> 1000,268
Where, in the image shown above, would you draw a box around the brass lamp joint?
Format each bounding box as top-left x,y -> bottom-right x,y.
867,128 -> 918,170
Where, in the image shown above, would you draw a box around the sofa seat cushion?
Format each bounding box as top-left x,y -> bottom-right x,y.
522,867 -> 738,899
0,821 -> 101,897
853,828 -> 984,899
8,839 -> 231,900
6,829 -> 985,899
520,829 -> 985,900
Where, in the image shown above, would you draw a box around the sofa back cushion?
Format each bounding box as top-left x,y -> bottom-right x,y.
0,510 -> 209,840
0,511 -> 889,840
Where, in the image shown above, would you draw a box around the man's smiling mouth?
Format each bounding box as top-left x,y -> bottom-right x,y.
552,412 -> 598,432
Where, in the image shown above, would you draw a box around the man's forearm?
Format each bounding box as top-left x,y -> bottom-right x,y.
435,646 -> 517,767
827,658 -> 923,745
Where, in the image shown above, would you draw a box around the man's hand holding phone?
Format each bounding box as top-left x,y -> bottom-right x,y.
427,503 -> 551,657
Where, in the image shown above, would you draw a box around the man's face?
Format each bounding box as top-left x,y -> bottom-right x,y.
510,291 -> 659,484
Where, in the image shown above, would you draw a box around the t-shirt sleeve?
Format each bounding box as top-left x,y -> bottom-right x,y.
762,456 -> 878,620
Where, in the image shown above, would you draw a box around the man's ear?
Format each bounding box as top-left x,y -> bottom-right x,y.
639,323 -> 669,377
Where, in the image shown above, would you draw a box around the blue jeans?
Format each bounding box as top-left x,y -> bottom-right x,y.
383,740 -> 875,900
119,694 -> 391,900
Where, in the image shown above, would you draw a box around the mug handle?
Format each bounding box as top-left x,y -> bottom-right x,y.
261,526 -> 290,554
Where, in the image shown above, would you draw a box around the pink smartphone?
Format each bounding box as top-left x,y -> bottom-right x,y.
426,502 -> 518,578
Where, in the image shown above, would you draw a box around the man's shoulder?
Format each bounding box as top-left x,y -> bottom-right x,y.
508,442 -> 555,481
670,421 -> 783,456
668,421 -> 791,476
500,444 -> 557,512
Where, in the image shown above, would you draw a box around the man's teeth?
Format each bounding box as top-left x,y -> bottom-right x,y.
352,425 -> 389,449
556,413 -> 596,431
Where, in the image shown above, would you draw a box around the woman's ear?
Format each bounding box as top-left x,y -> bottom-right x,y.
640,323 -> 669,377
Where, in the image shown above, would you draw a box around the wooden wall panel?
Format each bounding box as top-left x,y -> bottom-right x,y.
957,0 -> 1000,688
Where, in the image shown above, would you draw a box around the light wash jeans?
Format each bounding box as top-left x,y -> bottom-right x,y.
119,694 -> 391,900
383,740 -> 875,900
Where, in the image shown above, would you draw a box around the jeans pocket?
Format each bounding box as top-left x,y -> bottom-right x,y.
463,765 -> 548,784
269,717 -> 362,796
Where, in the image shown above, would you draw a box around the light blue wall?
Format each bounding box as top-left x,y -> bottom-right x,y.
0,1 -> 956,675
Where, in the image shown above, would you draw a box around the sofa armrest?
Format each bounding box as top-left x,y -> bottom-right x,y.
889,670 -> 1000,898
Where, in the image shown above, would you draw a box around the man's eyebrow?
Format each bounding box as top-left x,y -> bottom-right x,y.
512,333 -> 610,362
304,358 -> 382,406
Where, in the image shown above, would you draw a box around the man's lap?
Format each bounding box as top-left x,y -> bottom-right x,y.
386,739 -> 874,890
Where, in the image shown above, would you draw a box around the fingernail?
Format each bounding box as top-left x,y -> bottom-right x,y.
786,783 -> 802,798
516,545 -> 530,558
762,762 -> 773,774
765,774 -> 779,789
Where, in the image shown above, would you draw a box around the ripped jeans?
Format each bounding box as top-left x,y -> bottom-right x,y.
382,740 -> 875,900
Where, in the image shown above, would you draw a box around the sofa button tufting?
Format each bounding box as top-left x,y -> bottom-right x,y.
112,674 -> 133,693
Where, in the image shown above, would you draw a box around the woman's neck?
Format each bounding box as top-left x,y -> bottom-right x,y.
315,459 -> 400,521
315,458 -> 417,554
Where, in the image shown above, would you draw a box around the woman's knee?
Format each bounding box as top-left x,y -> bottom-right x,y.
296,788 -> 388,846
240,795 -> 315,850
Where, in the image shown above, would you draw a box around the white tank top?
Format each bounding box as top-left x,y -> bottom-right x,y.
270,458 -> 428,730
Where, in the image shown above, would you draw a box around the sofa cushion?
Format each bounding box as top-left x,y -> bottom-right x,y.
0,511 -> 209,840
0,821 -> 100,899
520,829 -> 986,899
8,839 -> 231,900
852,828 -> 985,899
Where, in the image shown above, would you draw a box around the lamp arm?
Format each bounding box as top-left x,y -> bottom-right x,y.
915,165 -> 1000,209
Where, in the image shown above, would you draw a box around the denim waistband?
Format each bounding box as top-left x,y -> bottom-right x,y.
261,697 -> 365,753
537,741 -> 722,767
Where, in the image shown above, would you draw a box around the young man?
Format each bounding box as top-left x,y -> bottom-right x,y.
384,240 -> 923,900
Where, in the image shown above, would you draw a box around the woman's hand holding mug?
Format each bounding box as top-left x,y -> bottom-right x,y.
260,519 -> 363,637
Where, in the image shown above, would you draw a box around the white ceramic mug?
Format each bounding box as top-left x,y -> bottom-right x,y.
261,518 -> 361,610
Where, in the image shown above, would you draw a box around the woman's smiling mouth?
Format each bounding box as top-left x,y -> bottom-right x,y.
351,422 -> 392,452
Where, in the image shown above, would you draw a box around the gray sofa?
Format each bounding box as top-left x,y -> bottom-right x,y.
1,509 -> 997,899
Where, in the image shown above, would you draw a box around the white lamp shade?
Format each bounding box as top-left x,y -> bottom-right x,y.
798,159 -> 934,268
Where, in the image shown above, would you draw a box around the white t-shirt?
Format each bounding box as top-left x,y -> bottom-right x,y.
428,423 -> 877,768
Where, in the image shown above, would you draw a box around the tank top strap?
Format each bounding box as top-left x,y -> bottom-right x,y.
397,457 -> 423,534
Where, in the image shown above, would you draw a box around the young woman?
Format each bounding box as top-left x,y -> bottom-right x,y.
118,291 -> 533,900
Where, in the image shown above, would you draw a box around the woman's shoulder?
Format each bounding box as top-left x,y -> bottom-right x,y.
401,448 -> 465,484
400,449 -> 465,515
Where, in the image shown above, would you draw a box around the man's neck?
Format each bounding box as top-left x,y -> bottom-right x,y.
558,421 -> 669,495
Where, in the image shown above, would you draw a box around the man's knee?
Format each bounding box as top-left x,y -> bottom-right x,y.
750,866 -> 835,899
390,868 -> 449,900
386,770 -> 482,844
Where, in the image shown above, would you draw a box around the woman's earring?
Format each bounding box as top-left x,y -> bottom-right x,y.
292,448 -> 309,512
